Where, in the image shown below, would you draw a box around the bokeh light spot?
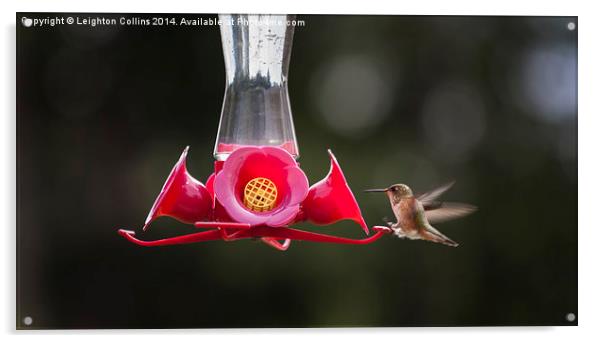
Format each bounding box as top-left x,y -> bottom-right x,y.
519,45 -> 576,122
421,80 -> 487,164
311,55 -> 397,138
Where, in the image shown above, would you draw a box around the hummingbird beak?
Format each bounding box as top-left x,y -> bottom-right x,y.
363,188 -> 388,193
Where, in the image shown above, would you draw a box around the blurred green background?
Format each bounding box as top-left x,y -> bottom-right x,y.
17,14 -> 577,328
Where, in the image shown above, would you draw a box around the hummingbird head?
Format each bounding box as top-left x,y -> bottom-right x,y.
387,184 -> 413,205
364,184 -> 413,204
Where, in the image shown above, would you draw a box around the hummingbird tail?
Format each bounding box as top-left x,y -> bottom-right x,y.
437,236 -> 460,247
422,226 -> 459,247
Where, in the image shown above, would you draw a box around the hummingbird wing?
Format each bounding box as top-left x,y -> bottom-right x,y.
417,181 -> 456,205
424,202 -> 477,224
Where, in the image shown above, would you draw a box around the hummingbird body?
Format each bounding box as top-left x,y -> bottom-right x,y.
365,182 -> 476,247
391,197 -> 421,237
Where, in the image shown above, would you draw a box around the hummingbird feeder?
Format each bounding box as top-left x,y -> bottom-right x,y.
117,14 -> 391,251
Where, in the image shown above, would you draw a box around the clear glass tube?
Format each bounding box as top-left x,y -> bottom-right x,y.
214,14 -> 299,161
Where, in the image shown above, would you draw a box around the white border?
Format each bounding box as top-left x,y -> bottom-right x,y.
3,0 -> 601,342
8,0 -> 584,15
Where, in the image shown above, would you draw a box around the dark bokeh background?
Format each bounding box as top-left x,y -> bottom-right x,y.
17,13 -> 577,329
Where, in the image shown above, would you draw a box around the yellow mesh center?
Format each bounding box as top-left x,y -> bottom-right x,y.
243,177 -> 278,212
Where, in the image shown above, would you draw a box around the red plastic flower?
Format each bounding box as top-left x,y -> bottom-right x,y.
214,146 -> 309,227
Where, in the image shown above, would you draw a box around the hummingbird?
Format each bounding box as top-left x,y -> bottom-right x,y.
364,181 -> 476,247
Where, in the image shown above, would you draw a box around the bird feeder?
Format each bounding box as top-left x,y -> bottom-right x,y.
117,14 -> 391,251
